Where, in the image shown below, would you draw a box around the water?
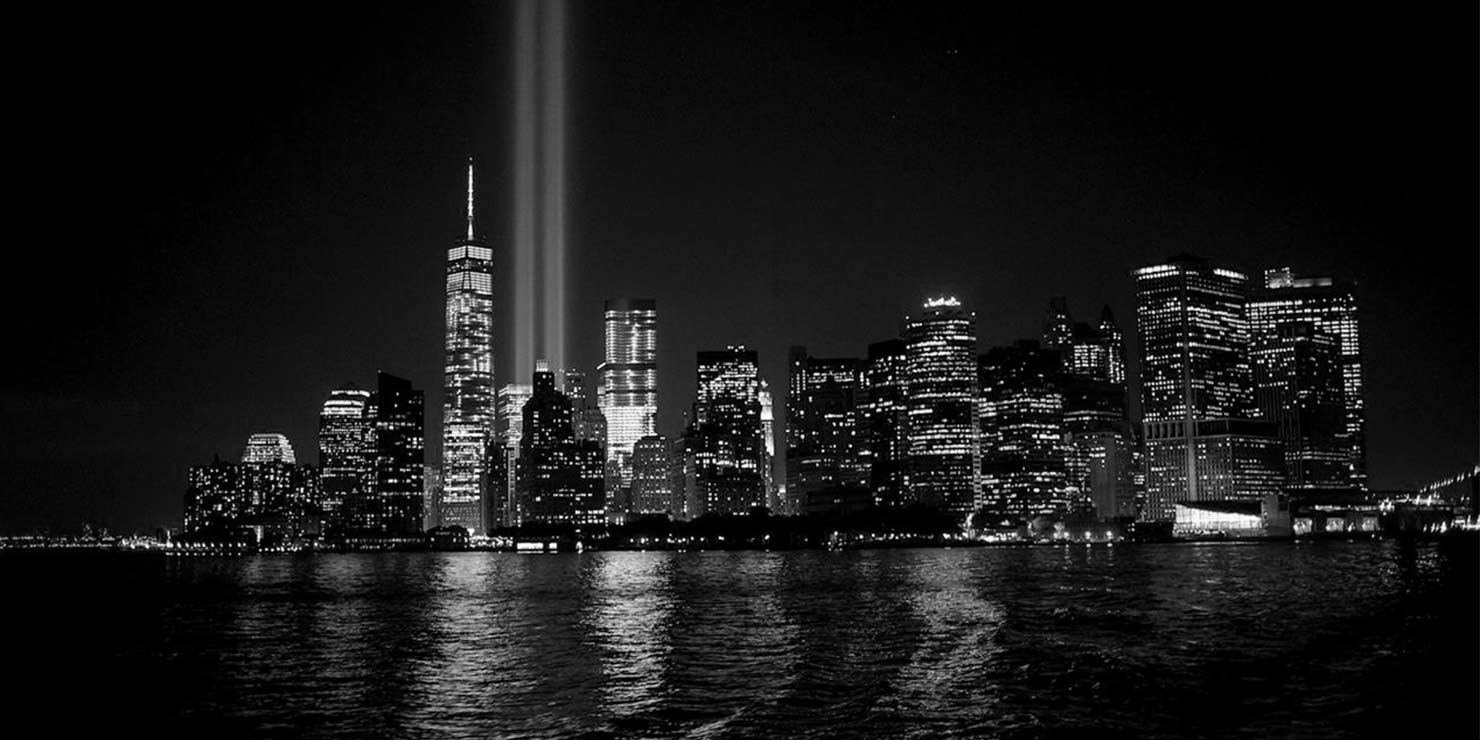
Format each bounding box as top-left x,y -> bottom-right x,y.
8,540 -> 1476,738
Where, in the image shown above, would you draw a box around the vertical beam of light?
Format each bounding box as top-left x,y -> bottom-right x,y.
540,0 -> 567,377
513,0 -> 538,384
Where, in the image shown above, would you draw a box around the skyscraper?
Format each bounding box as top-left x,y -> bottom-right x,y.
905,297 -> 980,515
1041,299 -> 1136,520
862,338 -> 910,507
978,340 -> 1068,522
1252,322 -> 1349,489
630,435 -> 675,515
518,365 -> 604,527
686,346 -> 767,516
1248,268 -> 1366,488
598,299 -> 658,502
492,382 -> 534,528
318,384 -> 373,533
1134,255 -> 1283,520
441,159 -> 496,535
786,348 -> 866,514
370,371 -> 425,537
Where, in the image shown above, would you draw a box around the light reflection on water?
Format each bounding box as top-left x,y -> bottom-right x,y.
11,541 -> 1474,739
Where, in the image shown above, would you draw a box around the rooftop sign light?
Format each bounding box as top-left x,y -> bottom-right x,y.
924,296 -> 961,308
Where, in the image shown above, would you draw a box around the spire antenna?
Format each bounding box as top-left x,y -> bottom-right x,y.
466,156 -> 476,240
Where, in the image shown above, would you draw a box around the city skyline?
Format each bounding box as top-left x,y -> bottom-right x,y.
5,1 -> 1477,533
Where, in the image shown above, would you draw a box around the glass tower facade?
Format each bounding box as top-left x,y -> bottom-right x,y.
904,297 -> 979,515
442,159 -> 496,535
598,299 -> 658,498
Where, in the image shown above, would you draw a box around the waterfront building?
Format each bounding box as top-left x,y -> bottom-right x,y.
978,340 -> 1068,522
441,158 -> 496,535
1134,255 -> 1283,520
1248,268 -> 1366,488
1252,322 -> 1349,489
630,434 -> 675,515
185,445 -> 320,544
317,384 -> 373,532
597,299 -> 658,503
367,371 -> 426,536
686,346 -> 768,515
1041,299 -> 1136,520
786,348 -> 865,515
518,365 -> 605,527
904,297 -> 979,514
493,382 -> 534,527
861,338 -> 910,507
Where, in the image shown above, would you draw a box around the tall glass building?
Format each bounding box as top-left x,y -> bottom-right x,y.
1134,255 -> 1283,520
518,367 -> 605,527
442,158 -> 496,534
904,297 -> 979,515
1248,268 -> 1366,488
598,299 -> 658,499
318,384 -> 373,532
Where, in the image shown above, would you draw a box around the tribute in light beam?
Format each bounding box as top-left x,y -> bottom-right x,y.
513,0 -> 567,380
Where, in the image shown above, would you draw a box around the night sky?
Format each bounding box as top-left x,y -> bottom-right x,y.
6,1 -> 1476,534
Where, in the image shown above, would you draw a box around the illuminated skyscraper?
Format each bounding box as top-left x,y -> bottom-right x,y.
1252,322 -> 1349,489
786,348 -> 865,514
978,341 -> 1068,521
1041,299 -> 1136,520
369,372 -> 425,536
862,339 -> 910,506
631,435 -> 675,515
1248,268 -> 1366,488
905,297 -> 979,514
686,346 -> 767,515
317,384 -> 373,533
598,299 -> 658,501
1134,255 -> 1283,520
441,158 -> 496,535
518,366 -> 604,527
243,434 -> 296,465
492,382 -> 534,527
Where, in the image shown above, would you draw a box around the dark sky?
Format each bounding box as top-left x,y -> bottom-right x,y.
5,1 -> 1476,534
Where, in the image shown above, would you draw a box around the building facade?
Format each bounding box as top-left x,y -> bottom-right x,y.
978,340 -> 1068,522
598,299 -> 658,502
317,384 -> 374,533
1134,255 -> 1283,520
1252,322 -> 1349,489
862,338 -> 910,507
904,297 -> 980,515
367,372 -> 425,537
441,159 -> 496,535
1248,268 -> 1366,488
786,348 -> 866,515
518,366 -> 605,527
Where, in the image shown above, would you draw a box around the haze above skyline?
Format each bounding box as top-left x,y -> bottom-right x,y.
5,1 -> 1476,532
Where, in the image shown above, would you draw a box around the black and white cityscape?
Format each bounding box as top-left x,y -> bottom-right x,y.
4,1 -> 1476,737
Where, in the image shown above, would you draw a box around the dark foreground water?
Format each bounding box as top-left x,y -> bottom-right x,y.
7,540 -> 1477,739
